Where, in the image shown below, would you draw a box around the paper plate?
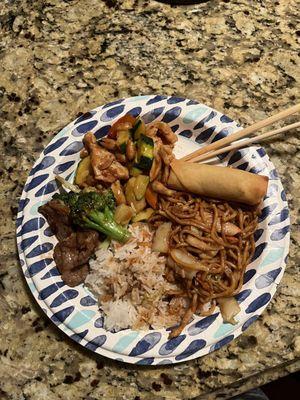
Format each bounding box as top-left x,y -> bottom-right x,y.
16,95 -> 290,365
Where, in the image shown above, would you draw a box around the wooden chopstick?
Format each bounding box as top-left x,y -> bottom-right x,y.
189,121 -> 300,163
180,103 -> 300,162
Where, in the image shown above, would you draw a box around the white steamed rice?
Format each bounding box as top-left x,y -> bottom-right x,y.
85,223 -> 184,331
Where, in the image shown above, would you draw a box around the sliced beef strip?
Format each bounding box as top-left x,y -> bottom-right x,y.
39,199 -> 99,286
62,264 -> 89,287
39,200 -> 73,240
53,230 -> 99,275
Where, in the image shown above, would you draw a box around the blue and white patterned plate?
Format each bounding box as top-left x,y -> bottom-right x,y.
16,95 -> 290,365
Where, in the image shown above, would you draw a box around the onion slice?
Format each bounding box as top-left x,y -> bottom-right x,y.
217,297 -> 241,324
152,222 -> 172,253
55,175 -> 81,193
170,248 -> 208,272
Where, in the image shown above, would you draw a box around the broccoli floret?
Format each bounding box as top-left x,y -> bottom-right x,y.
53,191 -> 79,208
54,190 -> 130,243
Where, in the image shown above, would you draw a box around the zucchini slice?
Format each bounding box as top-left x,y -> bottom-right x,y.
117,130 -> 131,154
135,134 -> 154,171
132,118 -> 146,141
74,156 -> 91,187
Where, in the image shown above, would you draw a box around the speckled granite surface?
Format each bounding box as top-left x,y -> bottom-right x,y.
0,0 -> 299,399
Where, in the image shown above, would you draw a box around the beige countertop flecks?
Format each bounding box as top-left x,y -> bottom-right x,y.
0,0 -> 299,399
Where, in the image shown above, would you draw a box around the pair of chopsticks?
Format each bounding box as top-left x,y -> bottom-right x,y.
180,104 -> 300,163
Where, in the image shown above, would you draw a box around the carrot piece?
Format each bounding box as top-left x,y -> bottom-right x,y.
145,186 -> 158,209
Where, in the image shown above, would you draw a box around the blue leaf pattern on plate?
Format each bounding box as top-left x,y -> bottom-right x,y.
175,339 -> 206,361
26,243 -> 53,258
245,293 -> 271,313
50,289 -> 79,307
235,289 -> 251,303
281,190 -> 287,201
94,317 -> 104,328
102,99 -> 124,108
38,282 -> 65,300
53,160 -> 75,175
127,107 -> 142,117
80,295 -> 97,306
35,179 -> 58,197
68,310 -> 96,329
17,217 -> 45,236
228,151 -> 244,165
94,125 -> 111,139
44,137 -> 68,155
112,332 -> 140,353
18,198 -> 30,212
254,229 -> 264,242
146,95 -> 167,105
188,313 -> 219,336
142,107 -> 165,123
85,335 -> 107,351
129,332 -> 162,357
41,267 -> 60,279
220,114 -> 233,123
51,306 -> 74,324
179,129 -> 193,138
20,235 -> 38,251
251,242 -> 267,262
193,111 -> 216,129
70,329 -> 89,343
75,111 -> 96,124
242,315 -> 259,331
270,226 -> 289,241
268,208 -> 289,226
159,335 -> 186,355
26,258 -> 53,277
59,141 -> 83,156
29,156 -> 55,176
136,358 -> 154,365
167,96 -> 185,104
25,174 -> 49,192
210,335 -> 234,352
243,269 -> 256,284
259,204 -> 277,222
211,128 -> 232,143
186,99 -> 199,105
195,126 -> 216,143
236,162 -> 249,171
162,106 -> 181,123
255,268 -> 282,289
100,105 -> 125,121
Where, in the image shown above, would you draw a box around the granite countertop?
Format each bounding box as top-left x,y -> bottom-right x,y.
0,0 -> 299,399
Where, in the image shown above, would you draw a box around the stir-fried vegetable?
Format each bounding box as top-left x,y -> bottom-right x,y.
145,185 -> 158,209
152,222 -> 172,253
108,114 -> 136,139
133,175 -> 149,200
74,156 -> 92,187
217,297 -> 241,324
117,130 -> 131,154
135,134 -> 154,171
125,177 -> 146,213
53,190 -> 131,243
132,208 -> 154,223
170,248 -> 208,271
132,118 -> 146,141
111,180 -> 126,205
114,204 -> 135,225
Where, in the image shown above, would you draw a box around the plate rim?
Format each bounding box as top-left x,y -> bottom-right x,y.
16,95 -> 290,364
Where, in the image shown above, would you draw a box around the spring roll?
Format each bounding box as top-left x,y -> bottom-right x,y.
167,160 -> 268,206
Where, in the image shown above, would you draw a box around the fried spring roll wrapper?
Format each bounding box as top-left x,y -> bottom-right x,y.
167,160 -> 268,206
